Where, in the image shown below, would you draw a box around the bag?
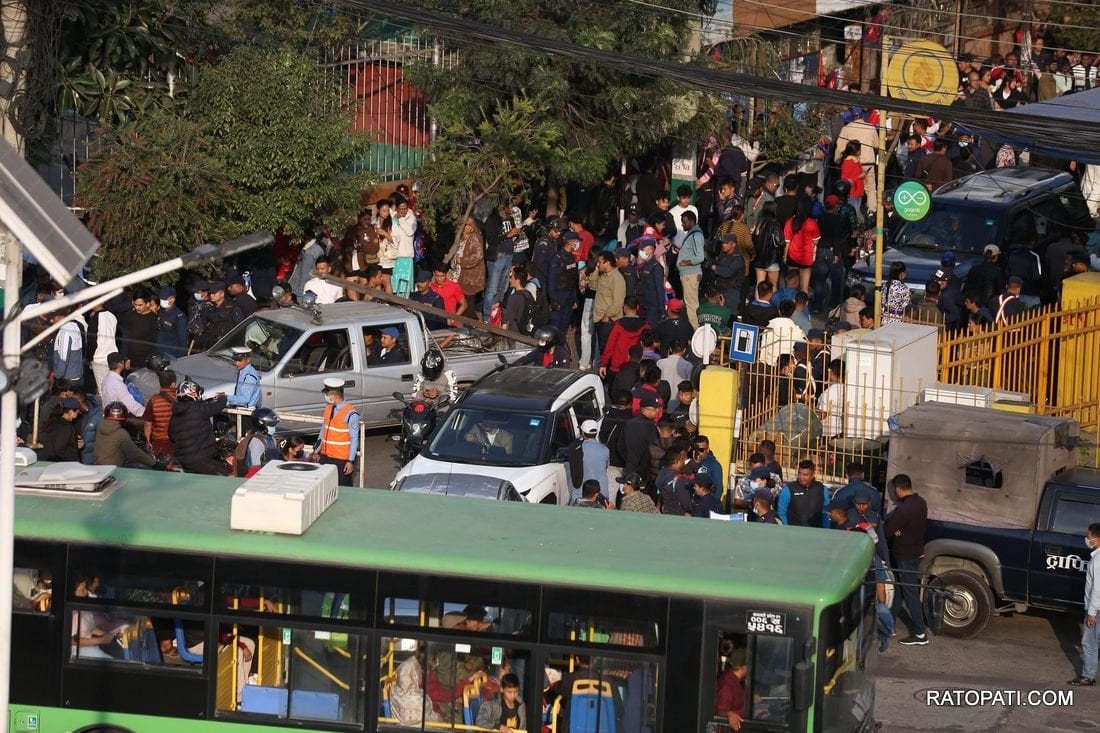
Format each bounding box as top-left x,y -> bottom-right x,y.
525,286 -> 551,335
233,431 -> 256,478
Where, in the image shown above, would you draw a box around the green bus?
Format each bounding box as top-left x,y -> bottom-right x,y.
10,465 -> 876,733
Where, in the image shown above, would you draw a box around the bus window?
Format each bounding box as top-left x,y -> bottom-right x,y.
547,612 -> 659,649
543,653 -> 658,733
69,601 -> 206,671
218,584 -> 360,619
381,597 -> 533,636
379,637 -> 532,732
214,622 -> 366,725
68,549 -> 211,609
707,632 -> 794,731
13,566 -> 51,614
543,588 -> 665,651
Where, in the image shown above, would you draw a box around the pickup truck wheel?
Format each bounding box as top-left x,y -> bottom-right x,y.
938,569 -> 994,639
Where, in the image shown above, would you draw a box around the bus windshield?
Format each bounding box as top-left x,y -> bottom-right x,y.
423,407 -> 548,466
207,315 -> 304,372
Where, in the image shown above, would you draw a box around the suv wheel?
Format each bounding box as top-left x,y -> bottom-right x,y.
938,569 -> 994,638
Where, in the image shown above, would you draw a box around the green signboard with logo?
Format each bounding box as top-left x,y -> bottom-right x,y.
894,181 -> 931,221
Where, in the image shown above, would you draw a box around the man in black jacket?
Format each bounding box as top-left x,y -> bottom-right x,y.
741,281 -> 778,329
965,244 -> 1006,310
884,473 -> 929,646
168,381 -> 230,475
621,394 -> 660,486
599,391 -> 634,490
196,281 -> 240,351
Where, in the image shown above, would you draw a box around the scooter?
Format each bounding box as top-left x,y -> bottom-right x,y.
390,391 -> 450,466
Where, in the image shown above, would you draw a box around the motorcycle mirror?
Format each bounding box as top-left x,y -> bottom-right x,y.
497,353 -> 508,365
392,391 -> 405,401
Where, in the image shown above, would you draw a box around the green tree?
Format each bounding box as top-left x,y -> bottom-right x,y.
407,0 -> 725,213
187,45 -> 371,238
75,110 -> 230,280
417,96 -> 571,253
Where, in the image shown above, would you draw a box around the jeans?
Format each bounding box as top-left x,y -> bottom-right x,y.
893,558 -> 927,636
483,258 -> 511,320
579,299 -> 595,370
550,301 -> 574,332
812,248 -> 846,313
595,320 -> 613,364
1082,616 -> 1100,678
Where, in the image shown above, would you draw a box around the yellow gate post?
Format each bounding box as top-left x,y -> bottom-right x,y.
698,366 -> 740,503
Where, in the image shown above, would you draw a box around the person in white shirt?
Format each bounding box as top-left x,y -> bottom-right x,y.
90,303 -> 118,393
816,358 -> 846,439
303,256 -> 345,305
667,184 -> 699,249
100,352 -> 145,417
1069,522 -> 1100,686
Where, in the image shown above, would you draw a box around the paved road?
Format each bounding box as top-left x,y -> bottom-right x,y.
359,432 -> 1100,731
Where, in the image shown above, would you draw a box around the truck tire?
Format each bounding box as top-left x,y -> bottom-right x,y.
938,569 -> 994,639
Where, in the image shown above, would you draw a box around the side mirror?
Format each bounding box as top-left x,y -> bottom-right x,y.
791,660 -> 813,712
497,353 -> 508,365
392,391 -> 406,401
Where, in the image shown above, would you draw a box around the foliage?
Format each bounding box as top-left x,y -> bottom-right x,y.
186,46 -> 371,238
1048,4 -> 1100,56
406,0 -> 725,228
416,96 -> 571,251
74,110 -> 230,280
754,104 -> 827,170
181,0 -> 363,50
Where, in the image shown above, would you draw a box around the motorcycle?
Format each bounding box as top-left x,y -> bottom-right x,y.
390,391 -> 450,466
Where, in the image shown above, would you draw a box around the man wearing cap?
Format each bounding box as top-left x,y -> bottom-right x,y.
101,352 -> 145,418
226,275 -> 256,318
711,232 -> 747,318
410,271 -> 447,329
315,378 -> 361,486
547,229 -> 581,331
617,203 -> 645,246
752,489 -> 781,524
830,462 -> 882,514
614,247 -> 638,301
226,347 -> 262,408
532,217 -> 568,290
41,396 -> 86,462
635,239 -> 665,329
621,394 -> 660,485
197,281 -> 241,352
375,327 -> 407,365
691,474 -> 723,517
654,302 -> 692,356
934,268 -> 963,331
567,420 -> 609,504
186,279 -> 213,348
617,473 -> 657,513
733,457 -> 779,512
154,286 -> 188,358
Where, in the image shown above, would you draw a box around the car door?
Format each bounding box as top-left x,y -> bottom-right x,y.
358,321 -> 418,427
1028,486 -> 1100,608
273,327 -> 362,424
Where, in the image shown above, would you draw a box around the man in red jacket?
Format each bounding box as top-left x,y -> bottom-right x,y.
598,296 -> 647,382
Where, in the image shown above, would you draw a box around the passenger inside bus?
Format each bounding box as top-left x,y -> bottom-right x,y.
715,644 -> 750,731
70,574 -> 124,661
441,604 -> 494,632
13,567 -> 51,612
389,645 -> 441,726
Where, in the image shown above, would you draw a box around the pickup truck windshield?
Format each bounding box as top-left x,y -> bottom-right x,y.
208,316 -> 304,372
894,206 -> 1002,254
424,408 -> 548,467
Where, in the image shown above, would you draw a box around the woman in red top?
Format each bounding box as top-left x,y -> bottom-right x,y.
839,140 -> 866,219
783,199 -> 821,297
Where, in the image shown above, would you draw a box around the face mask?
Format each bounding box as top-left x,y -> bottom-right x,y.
193,293 -> 203,301
637,250 -> 650,262
1087,537 -> 1095,550
752,506 -> 762,516
266,426 -> 276,436
751,480 -> 764,490
159,299 -> 170,309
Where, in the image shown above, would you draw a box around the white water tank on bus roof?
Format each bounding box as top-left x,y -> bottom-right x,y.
230,461 -> 339,535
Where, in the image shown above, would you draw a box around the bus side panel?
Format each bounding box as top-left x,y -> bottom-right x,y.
62,668 -> 207,720
665,598 -> 704,733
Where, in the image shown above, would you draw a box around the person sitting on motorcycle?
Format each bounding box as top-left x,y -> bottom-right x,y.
513,325 -> 570,368
412,347 -> 457,408
94,402 -> 157,469
168,379 -> 230,475
234,407 -> 282,477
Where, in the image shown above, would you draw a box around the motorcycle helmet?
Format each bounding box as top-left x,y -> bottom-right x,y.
104,401 -> 129,422
146,354 -> 169,372
832,179 -> 852,198
533,325 -> 561,350
421,347 -> 445,382
177,379 -> 204,402
251,407 -> 280,431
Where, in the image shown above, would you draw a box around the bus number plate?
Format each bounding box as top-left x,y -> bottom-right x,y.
747,611 -> 786,635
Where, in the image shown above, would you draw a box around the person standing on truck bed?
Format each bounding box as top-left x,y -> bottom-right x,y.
883,473 -> 929,646
315,378 -> 360,487
1068,523 -> 1100,686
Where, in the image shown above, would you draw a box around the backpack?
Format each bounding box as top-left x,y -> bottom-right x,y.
233,431 -> 257,478
525,285 -> 551,335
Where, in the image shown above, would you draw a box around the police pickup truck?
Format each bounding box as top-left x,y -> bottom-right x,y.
885,402 -> 1096,638
171,301 -> 529,431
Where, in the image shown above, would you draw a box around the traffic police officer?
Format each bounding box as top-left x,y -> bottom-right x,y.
227,346 -> 261,408
314,377 -> 360,486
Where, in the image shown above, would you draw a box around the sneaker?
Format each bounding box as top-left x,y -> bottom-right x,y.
1068,676 -> 1096,686
899,634 -> 929,646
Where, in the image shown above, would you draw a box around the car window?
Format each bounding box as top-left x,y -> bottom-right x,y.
209,316 -> 304,372
363,323 -> 411,367
424,408 -> 548,467
550,411 -> 575,455
572,389 -> 602,424
284,329 -> 352,375
1028,198 -> 1070,245
894,207 -> 1001,254
1048,496 -> 1100,535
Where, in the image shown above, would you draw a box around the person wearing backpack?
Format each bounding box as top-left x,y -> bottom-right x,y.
234,408 -> 282,478
501,266 -> 535,337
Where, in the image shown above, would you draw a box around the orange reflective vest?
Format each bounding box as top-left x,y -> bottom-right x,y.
320,402 -> 356,460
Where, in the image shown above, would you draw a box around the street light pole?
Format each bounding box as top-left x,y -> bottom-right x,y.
0,230 -> 272,733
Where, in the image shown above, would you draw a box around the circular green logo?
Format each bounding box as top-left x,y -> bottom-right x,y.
894,181 -> 931,221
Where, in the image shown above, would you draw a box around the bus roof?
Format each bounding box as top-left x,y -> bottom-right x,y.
14,467 -> 871,607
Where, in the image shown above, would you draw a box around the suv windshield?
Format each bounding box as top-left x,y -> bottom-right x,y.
424,408 -> 548,467
208,315 -> 304,372
894,206 -> 1003,254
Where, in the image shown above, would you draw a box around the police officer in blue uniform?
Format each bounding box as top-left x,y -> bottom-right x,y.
227,345 -> 261,408
548,230 -> 581,332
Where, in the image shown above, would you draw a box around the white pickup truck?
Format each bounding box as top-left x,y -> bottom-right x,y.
391,367 -> 606,505
170,301 -> 529,430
